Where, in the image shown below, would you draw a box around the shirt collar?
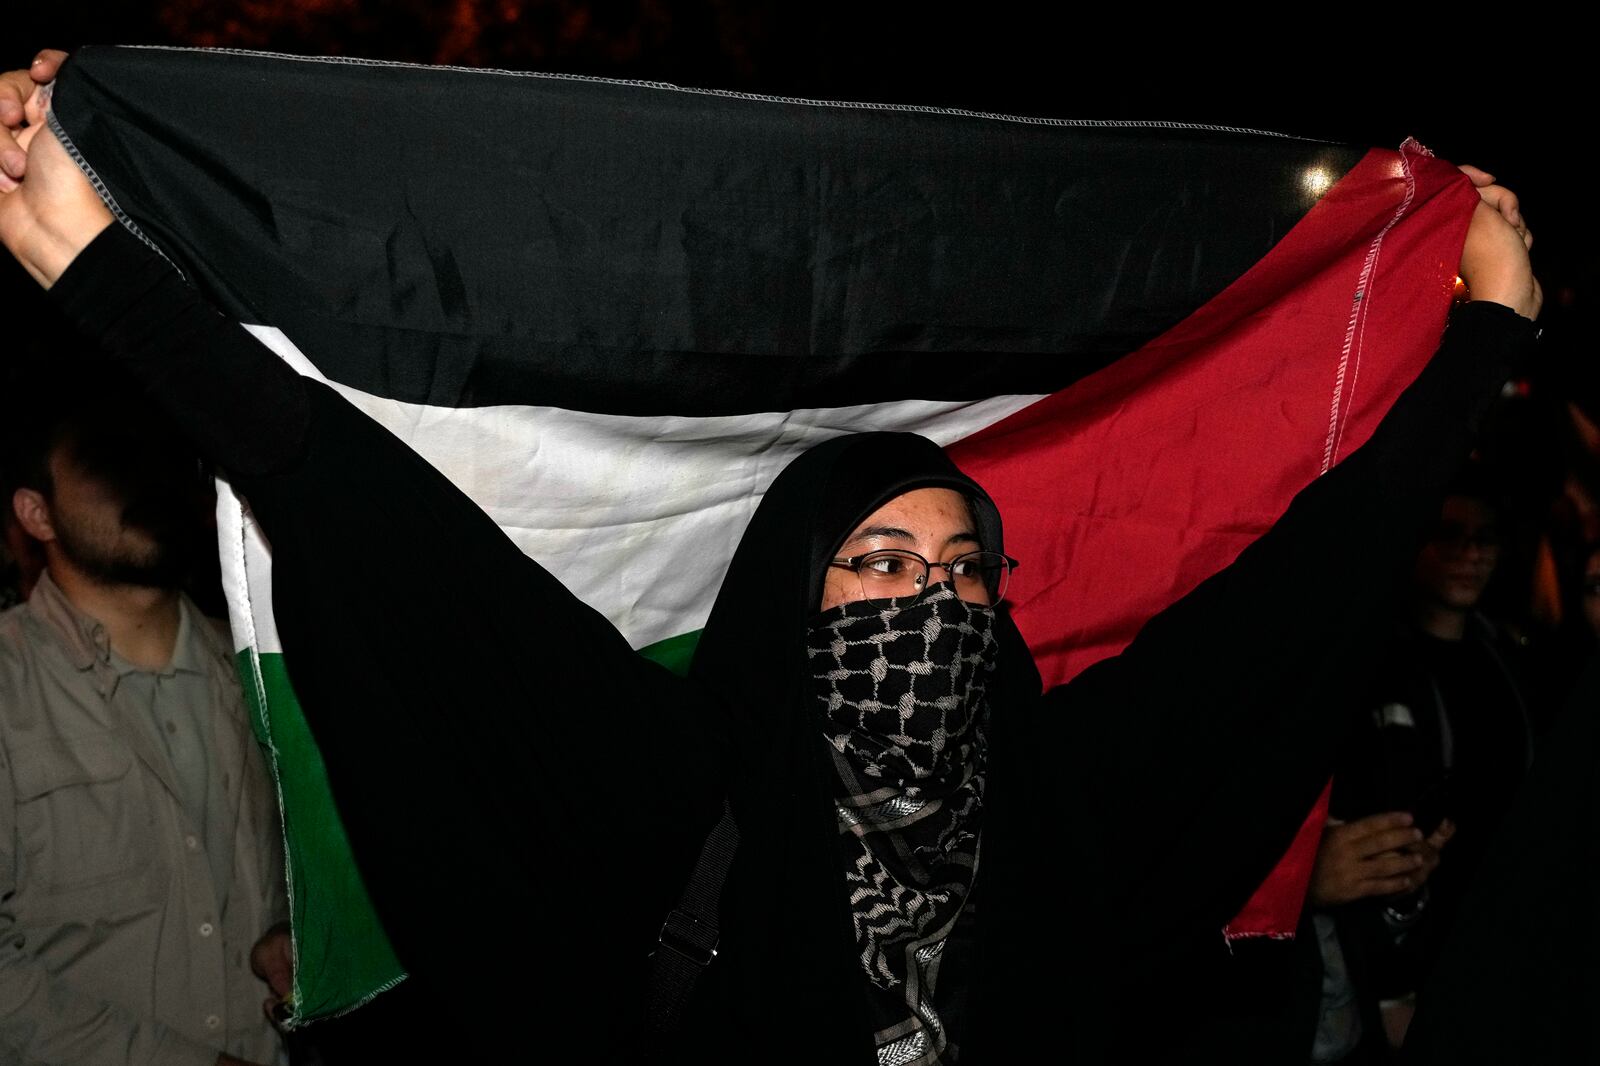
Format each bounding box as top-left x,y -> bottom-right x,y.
165,600 -> 204,676
27,570 -> 201,677
26,570 -> 110,671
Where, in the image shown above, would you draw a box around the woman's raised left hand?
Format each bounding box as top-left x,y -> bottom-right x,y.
1458,164 -> 1541,320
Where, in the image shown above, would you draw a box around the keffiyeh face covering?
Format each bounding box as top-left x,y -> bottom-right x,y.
808,583 -> 997,1065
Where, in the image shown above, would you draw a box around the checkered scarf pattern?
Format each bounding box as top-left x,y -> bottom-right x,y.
808,585 -> 997,1062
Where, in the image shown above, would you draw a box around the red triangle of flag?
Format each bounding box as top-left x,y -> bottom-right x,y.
949,141 -> 1479,937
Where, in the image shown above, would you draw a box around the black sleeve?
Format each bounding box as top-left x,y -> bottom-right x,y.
48,224 -> 728,1029
243,383 -> 728,988
49,224 -> 313,479
1037,302 -> 1538,950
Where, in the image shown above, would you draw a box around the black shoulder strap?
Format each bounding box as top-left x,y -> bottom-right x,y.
645,803 -> 740,1037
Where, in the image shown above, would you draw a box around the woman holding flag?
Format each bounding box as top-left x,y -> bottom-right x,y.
0,50 -> 1540,1065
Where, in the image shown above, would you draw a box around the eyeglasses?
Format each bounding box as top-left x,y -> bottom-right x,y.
828,549 -> 1019,606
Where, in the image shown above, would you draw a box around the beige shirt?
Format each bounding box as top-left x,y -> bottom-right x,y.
0,573 -> 286,1066
107,607 -> 230,904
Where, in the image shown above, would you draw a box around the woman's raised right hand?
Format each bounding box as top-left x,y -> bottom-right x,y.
0,47 -> 112,290
1,49 -> 66,182
0,120 -> 114,289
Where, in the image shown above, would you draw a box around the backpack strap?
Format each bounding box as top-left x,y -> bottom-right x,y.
645,803 -> 740,1037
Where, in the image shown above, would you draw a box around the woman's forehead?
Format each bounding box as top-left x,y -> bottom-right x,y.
840,487 -> 978,545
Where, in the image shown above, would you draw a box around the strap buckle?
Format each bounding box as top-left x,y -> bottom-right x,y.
655,908 -> 719,967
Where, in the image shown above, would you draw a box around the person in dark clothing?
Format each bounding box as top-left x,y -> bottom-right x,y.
1402,657 -> 1600,1066
0,66 -> 1542,1064
1304,479 -> 1537,1062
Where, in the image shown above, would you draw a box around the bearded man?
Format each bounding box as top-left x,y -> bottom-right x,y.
0,381 -> 288,1066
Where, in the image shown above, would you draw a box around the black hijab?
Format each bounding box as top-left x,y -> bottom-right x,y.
683,432 -> 1040,1063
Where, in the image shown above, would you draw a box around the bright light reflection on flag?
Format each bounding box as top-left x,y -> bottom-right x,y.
1302,166 -> 1335,196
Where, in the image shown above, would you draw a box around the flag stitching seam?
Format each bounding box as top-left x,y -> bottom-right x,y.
1320,141 -> 1419,474
218,489 -> 307,1020
116,44 -> 1323,141
45,106 -> 188,281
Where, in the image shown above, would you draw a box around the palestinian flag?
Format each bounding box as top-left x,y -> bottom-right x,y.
48,45 -> 1477,1023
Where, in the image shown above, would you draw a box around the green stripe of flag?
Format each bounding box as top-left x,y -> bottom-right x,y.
637,630 -> 703,677
237,651 -> 406,1020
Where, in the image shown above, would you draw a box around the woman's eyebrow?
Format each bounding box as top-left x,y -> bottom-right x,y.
848,524 -> 916,543
843,527 -> 982,547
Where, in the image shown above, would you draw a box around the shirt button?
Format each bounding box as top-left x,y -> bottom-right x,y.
165,720 -> 177,734
204,1014 -> 221,1030
199,922 -> 215,937
185,835 -> 199,852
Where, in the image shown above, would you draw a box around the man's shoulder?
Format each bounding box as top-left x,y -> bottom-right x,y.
0,600 -> 43,673
0,601 -> 89,749
0,598 -> 30,630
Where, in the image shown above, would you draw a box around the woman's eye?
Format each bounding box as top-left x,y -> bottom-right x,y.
863,555 -> 905,575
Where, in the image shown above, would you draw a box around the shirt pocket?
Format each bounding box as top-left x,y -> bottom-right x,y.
11,734 -> 153,893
